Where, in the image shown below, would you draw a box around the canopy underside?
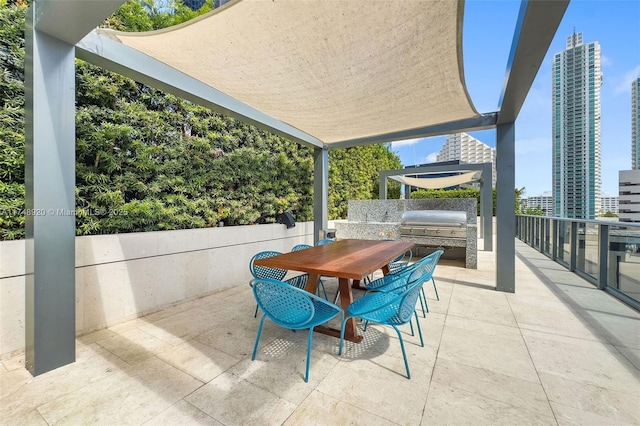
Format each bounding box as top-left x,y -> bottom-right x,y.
103,0 -> 479,145
391,171 -> 481,189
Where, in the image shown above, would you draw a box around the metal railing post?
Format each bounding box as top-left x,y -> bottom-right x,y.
598,224 -> 608,290
552,219 -> 558,261
570,221 -> 578,272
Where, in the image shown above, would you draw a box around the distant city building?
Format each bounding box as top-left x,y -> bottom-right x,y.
552,31 -> 602,219
619,170 -> 640,222
633,78 -> 639,170
435,133 -> 496,188
600,195 -> 619,215
523,191 -> 554,216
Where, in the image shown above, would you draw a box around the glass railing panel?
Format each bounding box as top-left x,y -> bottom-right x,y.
558,220 -> 570,264
543,219 -> 552,255
576,222 -> 599,281
607,225 -> 640,304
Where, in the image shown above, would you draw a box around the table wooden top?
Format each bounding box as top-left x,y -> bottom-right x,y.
253,239 -> 415,280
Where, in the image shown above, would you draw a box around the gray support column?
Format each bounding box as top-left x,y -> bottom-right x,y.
480,163 -> 493,251
495,123 -> 515,292
379,172 -> 388,199
25,7 -> 76,375
313,147 -> 329,242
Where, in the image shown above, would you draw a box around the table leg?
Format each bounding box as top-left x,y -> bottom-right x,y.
314,277 -> 363,343
351,263 -> 391,290
305,273 -> 320,294
351,279 -> 366,290
338,277 -> 362,342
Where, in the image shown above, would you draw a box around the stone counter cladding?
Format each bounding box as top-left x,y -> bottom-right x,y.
336,199 -> 477,269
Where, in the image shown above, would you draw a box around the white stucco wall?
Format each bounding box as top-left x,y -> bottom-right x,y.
0,222 -> 314,359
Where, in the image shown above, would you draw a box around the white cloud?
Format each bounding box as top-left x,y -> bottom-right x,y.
391,138 -> 423,148
425,152 -> 439,163
601,54 -> 613,67
613,65 -> 640,95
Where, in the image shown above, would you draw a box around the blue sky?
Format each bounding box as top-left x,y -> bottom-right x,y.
390,0 -> 640,198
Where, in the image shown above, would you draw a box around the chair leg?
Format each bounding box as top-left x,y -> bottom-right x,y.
254,304 -> 260,318
432,277 -> 439,301
414,311 -> 424,347
305,327 -> 314,383
333,289 -> 340,305
338,316 -> 350,355
251,316 -> 267,360
318,280 -> 329,300
391,325 -> 411,379
409,319 -> 415,336
418,288 -> 428,317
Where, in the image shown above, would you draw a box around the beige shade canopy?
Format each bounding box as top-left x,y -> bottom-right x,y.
390,171 -> 480,189
102,0 -> 479,145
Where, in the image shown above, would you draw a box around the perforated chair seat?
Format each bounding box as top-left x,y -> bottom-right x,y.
339,279 -> 425,379
251,278 -> 343,382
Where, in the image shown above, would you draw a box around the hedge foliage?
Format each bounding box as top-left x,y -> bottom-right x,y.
410,187 -> 527,216
0,1 -> 402,240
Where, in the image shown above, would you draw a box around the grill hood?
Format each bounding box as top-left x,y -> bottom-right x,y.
400,210 -> 466,227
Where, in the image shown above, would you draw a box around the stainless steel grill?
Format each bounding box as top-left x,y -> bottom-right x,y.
399,210 -> 467,241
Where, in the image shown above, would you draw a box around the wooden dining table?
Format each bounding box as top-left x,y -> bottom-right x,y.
252,239 -> 415,343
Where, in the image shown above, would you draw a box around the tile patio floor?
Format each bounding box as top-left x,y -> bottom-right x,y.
1,240 -> 639,425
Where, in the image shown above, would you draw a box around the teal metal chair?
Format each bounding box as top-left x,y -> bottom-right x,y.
315,238 -> 335,246
388,249 -> 443,315
382,239 -> 413,274
251,278 -> 343,382
291,244 -> 329,300
290,244 -> 329,300
338,278 -> 425,379
249,251 -> 288,318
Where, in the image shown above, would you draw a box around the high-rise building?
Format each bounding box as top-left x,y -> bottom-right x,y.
619,170 -> 640,222
436,133 -> 496,187
523,191 -> 554,216
552,31 -> 602,219
600,195 -> 619,215
632,78 -> 639,170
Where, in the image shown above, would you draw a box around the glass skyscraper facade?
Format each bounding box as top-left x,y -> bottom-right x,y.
633,78 -> 639,170
552,32 -> 602,219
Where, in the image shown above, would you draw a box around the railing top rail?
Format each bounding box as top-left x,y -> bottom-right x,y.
516,215 -> 640,229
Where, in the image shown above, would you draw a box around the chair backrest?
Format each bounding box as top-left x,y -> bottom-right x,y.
315,238 -> 335,246
249,251 -> 287,281
368,279 -> 424,325
382,239 -> 412,263
396,280 -> 425,323
291,244 -> 312,252
252,278 -> 315,328
407,249 -> 444,286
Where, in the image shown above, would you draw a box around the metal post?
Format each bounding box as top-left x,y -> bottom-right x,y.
378,171 -> 388,199
313,147 -> 329,243
495,122 -> 515,292
552,219 -> 558,260
570,221 -> 578,272
539,218 -> 545,253
598,224 -> 608,290
25,7 -> 76,375
481,163 -> 493,251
